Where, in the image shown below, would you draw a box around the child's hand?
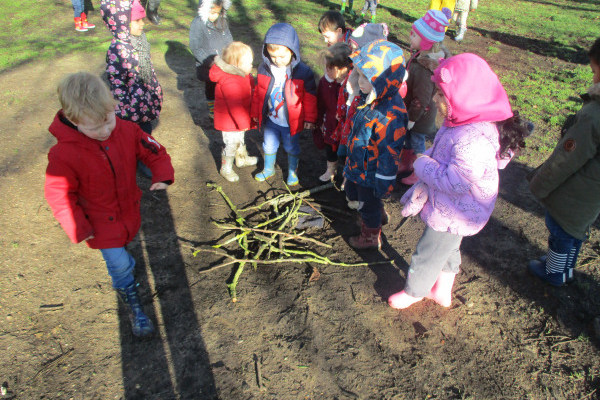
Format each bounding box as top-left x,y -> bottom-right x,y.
304,122 -> 315,130
400,181 -> 428,217
150,182 -> 169,191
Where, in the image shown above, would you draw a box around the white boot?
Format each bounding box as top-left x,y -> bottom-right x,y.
455,26 -> 467,41
235,145 -> 258,168
220,155 -> 239,182
319,161 -> 337,182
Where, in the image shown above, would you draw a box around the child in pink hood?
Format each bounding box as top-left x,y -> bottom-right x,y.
389,53 -> 531,310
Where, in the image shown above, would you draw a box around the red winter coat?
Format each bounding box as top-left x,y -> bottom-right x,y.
313,75 -> 342,150
44,112 -> 175,249
209,57 -> 255,132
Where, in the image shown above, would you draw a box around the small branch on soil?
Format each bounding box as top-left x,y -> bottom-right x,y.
580,388 -> 597,400
253,353 -> 263,389
39,303 -> 64,311
31,347 -> 74,381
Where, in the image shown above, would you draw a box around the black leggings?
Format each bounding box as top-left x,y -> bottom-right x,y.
325,144 -> 338,162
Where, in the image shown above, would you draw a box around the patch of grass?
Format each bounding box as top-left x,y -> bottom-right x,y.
487,46 -> 500,54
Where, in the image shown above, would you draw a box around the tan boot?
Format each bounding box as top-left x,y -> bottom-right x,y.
319,161 -> 337,182
235,145 -> 258,168
220,155 -> 239,182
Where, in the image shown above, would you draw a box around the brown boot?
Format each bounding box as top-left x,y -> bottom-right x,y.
349,223 -> 381,250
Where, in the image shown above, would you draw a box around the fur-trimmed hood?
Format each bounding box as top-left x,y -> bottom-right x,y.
198,0 -> 231,22
213,56 -> 247,77
414,45 -> 451,72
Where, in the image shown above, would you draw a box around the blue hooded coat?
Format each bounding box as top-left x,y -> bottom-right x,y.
343,40 -> 408,198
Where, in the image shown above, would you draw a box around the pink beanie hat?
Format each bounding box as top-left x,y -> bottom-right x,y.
412,8 -> 451,51
131,0 -> 146,21
432,53 -> 513,127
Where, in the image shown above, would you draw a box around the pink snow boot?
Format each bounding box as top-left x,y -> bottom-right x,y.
388,291 -> 423,309
426,271 -> 456,307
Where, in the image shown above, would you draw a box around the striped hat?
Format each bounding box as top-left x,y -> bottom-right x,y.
412,8 -> 451,50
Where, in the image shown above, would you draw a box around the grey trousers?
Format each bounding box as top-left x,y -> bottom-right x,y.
404,226 -> 463,298
361,0 -> 378,15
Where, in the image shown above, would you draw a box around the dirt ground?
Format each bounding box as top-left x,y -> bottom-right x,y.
2,5 -> 600,400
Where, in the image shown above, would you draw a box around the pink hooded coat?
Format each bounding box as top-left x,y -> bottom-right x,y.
401,53 -> 513,236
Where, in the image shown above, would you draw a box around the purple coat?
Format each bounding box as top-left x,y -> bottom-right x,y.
403,121 -> 511,236
100,0 -> 162,123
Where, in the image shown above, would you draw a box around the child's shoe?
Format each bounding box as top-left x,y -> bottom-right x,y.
426,271 -> 456,307
147,7 -> 161,25
74,17 -> 88,32
370,14 -> 376,23
287,154 -> 300,186
319,161 -> 337,182
349,222 -> 381,250
341,0 -> 346,12
454,27 -> 467,41
346,197 -> 363,210
255,153 -> 276,181
206,100 -> 215,119
80,12 -> 95,29
235,145 -> 258,168
220,155 -> 239,182
388,291 -> 423,309
116,282 -> 154,337
527,251 -> 573,287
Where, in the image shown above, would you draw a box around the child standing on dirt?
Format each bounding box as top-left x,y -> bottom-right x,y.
343,40 -> 408,250
388,53 -> 530,309
251,23 -> 317,186
189,0 -> 233,119
209,41 -> 257,182
527,38 -> 600,287
399,8 -> 452,186
360,0 -> 380,23
44,72 -> 175,337
318,10 -> 353,47
101,0 -> 162,135
71,0 -> 95,31
314,43 -> 353,182
452,0 -> 478,41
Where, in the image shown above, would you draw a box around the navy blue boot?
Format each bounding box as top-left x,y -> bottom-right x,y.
528,250 -> 572,287
117,282 -> 154,337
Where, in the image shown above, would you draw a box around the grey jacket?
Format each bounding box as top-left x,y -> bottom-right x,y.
529,82 -> 600,240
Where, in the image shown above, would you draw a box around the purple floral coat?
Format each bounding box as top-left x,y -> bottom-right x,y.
100,0 -> 162,123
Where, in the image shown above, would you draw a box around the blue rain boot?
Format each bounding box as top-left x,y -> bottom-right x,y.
116,282 -> 154,337
286,154 -> 299,186
255,153 -> 276,181
528,249 -> 570,287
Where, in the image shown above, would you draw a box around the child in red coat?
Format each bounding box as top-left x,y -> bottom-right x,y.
314,42 -> 353,182
44,72 -> 174,338
209,41 -> 256,182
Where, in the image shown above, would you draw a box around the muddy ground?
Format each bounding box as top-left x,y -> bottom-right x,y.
1,2 -> 600,399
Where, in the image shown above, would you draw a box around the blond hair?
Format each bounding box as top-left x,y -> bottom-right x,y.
222,41 -> 253,69
320,42 -> 352,69
57,72 -> 117,124
265,43 -> 289,53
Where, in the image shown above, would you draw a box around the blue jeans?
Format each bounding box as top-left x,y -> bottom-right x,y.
545,212 -> 583,269
263,119 -> 300,156
100,247 -> 136,289
406,130 -> 426,155
344,180 -> 382,228
71,0 -> 84,16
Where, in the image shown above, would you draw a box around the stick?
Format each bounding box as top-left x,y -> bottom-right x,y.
214,225 -> 332,248
253,353 -> 263,389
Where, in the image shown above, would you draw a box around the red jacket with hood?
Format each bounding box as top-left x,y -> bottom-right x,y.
251,23 -> 317,136
209,56 -> 255,132
44,112 -> 174,249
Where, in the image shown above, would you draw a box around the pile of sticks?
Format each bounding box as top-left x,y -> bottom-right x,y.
193,182 -> 370,301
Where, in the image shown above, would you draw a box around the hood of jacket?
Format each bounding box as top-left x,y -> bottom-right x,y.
261,23 -> 301,70
413,45 -> 451,73
198,0 -> 231,22
49,111 -> 101,149
587,81 -> 600,100
432,53 -> 513,127
212,56 -> 247,78
101,0 -> 134,42
350,40 -> 407,105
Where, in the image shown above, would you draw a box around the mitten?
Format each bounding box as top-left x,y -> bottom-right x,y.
400,181 -> 428,217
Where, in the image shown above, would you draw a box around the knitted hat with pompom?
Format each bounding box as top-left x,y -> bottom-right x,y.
412,7 -> 451,50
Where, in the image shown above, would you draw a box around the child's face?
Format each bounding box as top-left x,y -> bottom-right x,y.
326,64 -> 350,83
130,18 -> 145,36
321,28 -> 343,47
76,112 -> 117,142
356,68 -> 373,94
239,52 -> 253,75
208,5 -> 223,22
433,86 -> 450,118
409,29 -> 422,51
592,59 -> 600,84
268,45 -> 293,68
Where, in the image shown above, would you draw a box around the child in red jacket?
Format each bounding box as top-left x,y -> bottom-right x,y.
44,72 -> 174,338
251,23 -> 318,186
314,42 -> 353,182
209,41 -> 256,182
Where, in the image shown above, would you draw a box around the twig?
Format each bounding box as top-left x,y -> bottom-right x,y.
214,224 -> 331,248
253,353 -> 263,389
